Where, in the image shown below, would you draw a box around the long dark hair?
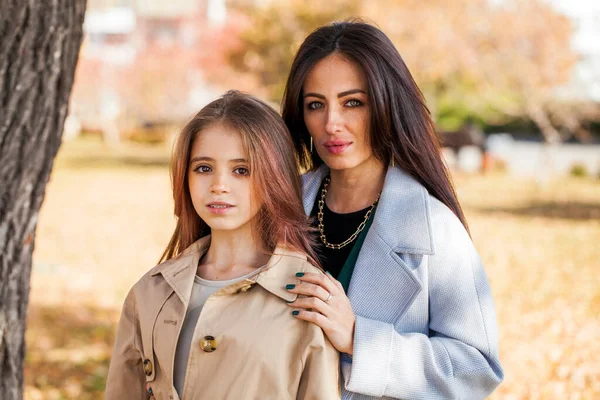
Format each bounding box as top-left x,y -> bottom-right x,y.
282,21 -> 469,232
161,90 -> 320,263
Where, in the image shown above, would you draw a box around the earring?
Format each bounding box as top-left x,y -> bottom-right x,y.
310,137 -> 313,153
391,153 -> 395,168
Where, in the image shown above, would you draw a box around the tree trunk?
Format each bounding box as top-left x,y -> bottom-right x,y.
527,104 -> 562,145
0,1 -> 86,398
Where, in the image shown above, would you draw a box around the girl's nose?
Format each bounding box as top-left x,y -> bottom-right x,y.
210,174 -> 229,194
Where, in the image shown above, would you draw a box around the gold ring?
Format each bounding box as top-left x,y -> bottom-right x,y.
324,292 -> 332,303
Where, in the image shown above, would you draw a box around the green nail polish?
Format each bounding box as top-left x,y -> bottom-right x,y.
285,299 -> 294,303
285,284 -> 295,290
295,272 -> 305,277
292,310 -> 299,316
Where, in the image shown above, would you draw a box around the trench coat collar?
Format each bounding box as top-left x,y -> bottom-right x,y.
302,164 -> 435,255
151,236 -> 306,305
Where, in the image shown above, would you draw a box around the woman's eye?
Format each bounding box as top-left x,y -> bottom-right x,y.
234,167 -> 250,176
346,99 -> 363,107
195,165 -> 212,173
307,101 -> 323,110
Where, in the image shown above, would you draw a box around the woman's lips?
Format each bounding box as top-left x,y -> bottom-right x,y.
323,140 -> 352,155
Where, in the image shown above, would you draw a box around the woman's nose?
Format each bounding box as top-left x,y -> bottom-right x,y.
325,107 -> 343,134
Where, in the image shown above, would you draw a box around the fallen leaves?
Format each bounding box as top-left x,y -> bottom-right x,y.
25,140 -> 600,398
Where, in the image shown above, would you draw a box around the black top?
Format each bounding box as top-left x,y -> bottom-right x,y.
310,181 -> 372,278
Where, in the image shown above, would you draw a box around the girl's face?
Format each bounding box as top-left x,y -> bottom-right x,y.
302,53 -> 373,172
188,124 -> 261,233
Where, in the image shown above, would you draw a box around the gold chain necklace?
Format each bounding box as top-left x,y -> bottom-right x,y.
317,176 -> 381,250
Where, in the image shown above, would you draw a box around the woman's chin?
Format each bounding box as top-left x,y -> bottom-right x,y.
321,153 -> 384,174
320,156 -> 356,171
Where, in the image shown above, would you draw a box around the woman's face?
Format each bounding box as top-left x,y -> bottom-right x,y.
302,53 -> 373,172
188,124 -> 261,233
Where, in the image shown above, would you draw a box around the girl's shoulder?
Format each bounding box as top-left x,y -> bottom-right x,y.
134,236 -> 211,290
270,245 -> 324,275
128,250 -> 197,301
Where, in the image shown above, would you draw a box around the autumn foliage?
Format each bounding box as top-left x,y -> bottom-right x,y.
221,0 -> 582,140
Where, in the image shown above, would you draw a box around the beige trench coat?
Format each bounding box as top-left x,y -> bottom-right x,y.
105,236 -> 340,400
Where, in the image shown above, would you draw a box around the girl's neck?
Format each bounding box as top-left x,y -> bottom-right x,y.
198,226 -> 271,281
327,157 -> 386,213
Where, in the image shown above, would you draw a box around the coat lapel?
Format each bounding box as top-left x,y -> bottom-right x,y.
302,166 -> 329,215
152,236 -> 211,307
302,165 -> 435,323
347,228 -> 422,323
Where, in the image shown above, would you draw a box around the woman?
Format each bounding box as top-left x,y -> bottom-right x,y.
282,22 -> 503,399
105,91 -> 340,399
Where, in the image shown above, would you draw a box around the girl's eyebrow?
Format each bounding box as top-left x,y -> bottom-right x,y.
189,156 -> 212,164
189,156 -> 248,164
303,89 -> 366,99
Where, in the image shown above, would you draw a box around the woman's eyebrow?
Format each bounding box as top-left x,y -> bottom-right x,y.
303,92 -> 325,99
338,89 -> 366,97
303,89 -> 366,99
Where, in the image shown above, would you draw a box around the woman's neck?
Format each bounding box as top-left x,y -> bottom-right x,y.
327,157 -> 386,213
198,226 -> 270,280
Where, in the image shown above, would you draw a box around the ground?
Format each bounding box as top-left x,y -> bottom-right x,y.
24,137 -> 600,399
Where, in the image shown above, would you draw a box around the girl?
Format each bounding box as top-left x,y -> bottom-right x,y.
105,91 -> 340,399
281,21 -> 503,399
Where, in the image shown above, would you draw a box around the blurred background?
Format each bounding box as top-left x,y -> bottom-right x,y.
27,0 -> 599,398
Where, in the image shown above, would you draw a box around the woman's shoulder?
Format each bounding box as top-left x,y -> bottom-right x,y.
427,194 -> 468,233
424,195 -> 480,273
425,195 -> 471,247
388,168 -> 468,235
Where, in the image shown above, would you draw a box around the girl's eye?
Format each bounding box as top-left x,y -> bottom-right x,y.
195,165 -> 212,173
233,167 -> 250,176
346,99 -> 363,107
306,101 -> 324,110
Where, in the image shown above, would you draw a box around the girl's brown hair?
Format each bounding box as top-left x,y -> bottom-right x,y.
282,21 -> 469,232
160,90 -> 319,263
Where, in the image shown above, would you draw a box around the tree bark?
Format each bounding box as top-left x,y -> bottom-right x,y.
0,1 -> 86,398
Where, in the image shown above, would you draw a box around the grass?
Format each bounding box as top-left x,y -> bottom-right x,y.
25,136 -> 600,399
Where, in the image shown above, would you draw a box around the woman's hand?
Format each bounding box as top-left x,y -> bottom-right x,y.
286,271 -> 356,355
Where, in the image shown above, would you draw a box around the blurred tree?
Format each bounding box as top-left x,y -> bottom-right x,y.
469,0 -> 580,143
121,45 -> 197,124
0,1 -> 86,398
225,0 -> 582,141
369,0 -> 580,140
225,0 -> 360,101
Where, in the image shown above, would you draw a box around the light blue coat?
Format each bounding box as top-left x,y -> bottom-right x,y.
302,165 -> 504,400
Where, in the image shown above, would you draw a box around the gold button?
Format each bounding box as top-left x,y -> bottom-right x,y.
237,283 -> 253,293
143,359 -> 153,376
200,335 -> 217,352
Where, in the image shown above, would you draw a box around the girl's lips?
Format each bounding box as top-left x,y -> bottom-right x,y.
206,203 -> 235,215
323,141 -> 352,155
